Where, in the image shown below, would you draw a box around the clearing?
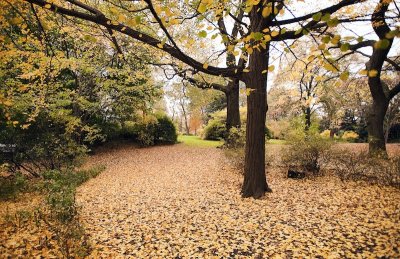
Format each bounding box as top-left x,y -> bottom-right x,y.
75,143 -> 400,257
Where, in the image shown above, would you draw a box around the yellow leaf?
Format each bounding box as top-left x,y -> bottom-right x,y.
323,62 -> 338,72
262,70 -> 267,74
340,71 -> 349,81
44,4 -> 51,9
268,65 -> 275,72
271,31 -> 279,37
262,7 -> 272,17
198,3 -> 207,13
368,69 -> 378,77
203,63 -> 209,69
243,69 -> 250,73
318,43 -> 326,50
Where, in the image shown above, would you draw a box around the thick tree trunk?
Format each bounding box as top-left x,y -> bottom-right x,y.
367,99 -> 389,156
241,47 -> 271,198
226,79 -> 241,131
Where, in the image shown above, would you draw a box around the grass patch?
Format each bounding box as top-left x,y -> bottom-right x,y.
178,135 -> 223,148
267,139 -> 287,145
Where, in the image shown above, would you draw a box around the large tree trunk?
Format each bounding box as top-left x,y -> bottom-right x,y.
241,46 -> 271,198
367,98 -> 389,156
226,79 -> 241,131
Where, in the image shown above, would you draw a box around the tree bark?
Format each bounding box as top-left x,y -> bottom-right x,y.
329,128 -> 335,140
226,79 -> 241,131
241,45 -> 271,198
367,98 -> 389,156
305,107 -> 311,131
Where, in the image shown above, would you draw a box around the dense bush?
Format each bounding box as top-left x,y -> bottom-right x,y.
203,119 -> 226,140
0,173 -> 26,200
154,113 -> 178,144
0,113 -> 89,176
132,113 -> 177,147
283,118 -> 332,175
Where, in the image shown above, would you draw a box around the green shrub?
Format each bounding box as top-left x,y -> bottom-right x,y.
203,119 -> 226,140
123,114 -> 177,147
134,116 -> 158,147
225,127 -> 246,149
42,166 -> 104,222
120,121 -> 137,139
155,113 -> 177,144
0,173 -> 26,200
0,113 -> 88,176
283,118 -> 332,175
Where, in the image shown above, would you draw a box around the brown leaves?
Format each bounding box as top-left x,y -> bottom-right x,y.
74,144 -> 400,257
2,143 -> 400,257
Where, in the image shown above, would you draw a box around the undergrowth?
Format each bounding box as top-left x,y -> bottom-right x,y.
1,165 -> 105,258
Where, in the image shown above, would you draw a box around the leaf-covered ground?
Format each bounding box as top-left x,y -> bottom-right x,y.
76,143 -> 400,258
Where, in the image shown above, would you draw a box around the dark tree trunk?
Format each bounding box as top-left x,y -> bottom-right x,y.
226,79 -> 241,131
305,107 -> 311,131
241,45 -> 271,198
367,98 -> 389,156
329,128 -> 335,140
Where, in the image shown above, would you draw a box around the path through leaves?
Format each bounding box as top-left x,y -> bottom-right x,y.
77,144 -> 400,257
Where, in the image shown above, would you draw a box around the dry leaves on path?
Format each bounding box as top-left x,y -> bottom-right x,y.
76,144 -> 400,258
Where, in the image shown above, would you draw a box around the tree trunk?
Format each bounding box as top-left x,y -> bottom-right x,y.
329,128 -> 335,140
367,98 -> 389,156
305,107 -> 311,131
226,79 -> 241,132
241,46 -> 271,198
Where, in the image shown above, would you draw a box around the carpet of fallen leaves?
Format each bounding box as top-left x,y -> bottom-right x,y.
0,194 -> 66,258
74,143 -> 400,258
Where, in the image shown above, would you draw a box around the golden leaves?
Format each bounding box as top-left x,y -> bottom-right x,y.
2,144 -> 400,257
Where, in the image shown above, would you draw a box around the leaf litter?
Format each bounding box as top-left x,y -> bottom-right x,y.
74,143 -> 400,258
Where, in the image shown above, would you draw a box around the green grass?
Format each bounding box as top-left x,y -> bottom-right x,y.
267,139 -> 287,145
178,135 -> 223,148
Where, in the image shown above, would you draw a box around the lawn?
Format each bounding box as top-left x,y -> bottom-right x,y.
178,135 -> 223,148
267,139 -> 287,145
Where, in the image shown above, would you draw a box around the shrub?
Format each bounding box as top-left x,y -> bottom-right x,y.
42,166 -> 104,222
283,118 -> 332,176
342,130 -> 359,142
155,113 -> 177,144
203,119 -> 226,140
265,126 -> 273,139
132,114 -> 177,147
331,150 -> 400,188
225,127 -> 246,149
120,121 -> 136,139
0,113 -> 89,176
0,173 -> 26,200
